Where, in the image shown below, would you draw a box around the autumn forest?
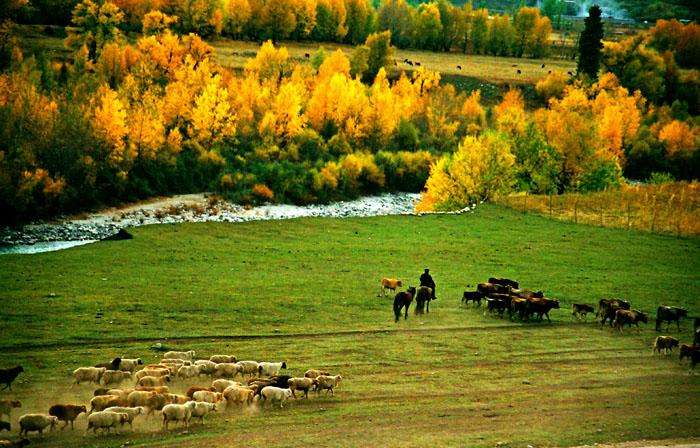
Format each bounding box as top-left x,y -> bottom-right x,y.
0,0 -> 698,223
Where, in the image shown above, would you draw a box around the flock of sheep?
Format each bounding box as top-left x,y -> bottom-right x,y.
0,350 -> 342,445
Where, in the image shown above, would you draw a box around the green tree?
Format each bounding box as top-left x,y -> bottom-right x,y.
377,0 -> 413,48
541,0 -> 565,29
365,30 -> 393,80
344,0 -> 374,45
415,3 -> 442,51
577,4 -> 604,80
471,8 -> 488,55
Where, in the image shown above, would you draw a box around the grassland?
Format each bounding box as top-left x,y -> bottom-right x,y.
496,182 -> 700,237
0,205 -> 698,447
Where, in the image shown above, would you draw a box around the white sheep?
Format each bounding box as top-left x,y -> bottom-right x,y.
18,414 -> 58,435
166,394 -> 189,404
73,367 -> 106,385
137,375 -> 171,387
315,375 -> 342,395
89,395 -> 124,414
259,386 -> 293,408
213,363 -> 239,378
193,360 -> 217,375
163,350 -> 196,361
209,355 -> 237,364
102,370 -> 132,386
258,361 -> 287,377
222,386 -> 254,407
86,410 -> 129,434
135,368 -> 169,381
176,365 -> 201,380
192,390 -> 222,403
287,377 -> 316,399
106,388 -> 133,400
127,391 -> 155,408
103,406 -> 145,428
188,401 -> 216,424
162,402 -> 196,429
211,379 -> 241,393
117,358 -> 143,373
234,361 -> 259,377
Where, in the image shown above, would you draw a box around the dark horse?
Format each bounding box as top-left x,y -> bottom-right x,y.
414,286 -> 433,315
393,287 -> 416,322
655,306 -> 688,331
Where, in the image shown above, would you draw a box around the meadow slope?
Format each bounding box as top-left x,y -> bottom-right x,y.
0,205 -> 698,447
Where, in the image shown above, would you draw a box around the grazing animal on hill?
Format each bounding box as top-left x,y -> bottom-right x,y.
485,298 -> 507,317
380,278 -> 403,297
462,291 -> 483,307
393,287 -> 416,322
598,298 -> 630,326
680,344 -> 699,362
655,306 -> 688,332
457,65 -> 462,70
304,53 -> 310,58
314,375 -> 342,395
18,414 -> 57,436
613,309 -> 648,332
653,336 -> 680,354
478,283 -> 510,296
415,62 -> 421,66
511,289 -> 544,300
94,358 -> 121,371
516,69 -> 521,74
287,377 -> 316,399
528,298 -> 560,322
0,366 -> 23,391
0,400 -> 21,420
572,303 -> 595,320
48,404 -> 86,430
259,387 -> 293,407
304,369 -> 329,379
414,286 -> 433,315
488,277 -> 519,289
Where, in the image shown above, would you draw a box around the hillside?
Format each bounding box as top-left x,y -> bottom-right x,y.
1,205 -> 698,447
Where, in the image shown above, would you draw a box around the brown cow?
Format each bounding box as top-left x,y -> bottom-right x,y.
477,282 -> 510,296
680,344 -> 700,362
613,309 -> 648,332
527,298 -> 560,322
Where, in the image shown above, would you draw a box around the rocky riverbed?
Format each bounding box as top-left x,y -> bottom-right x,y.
1,192 -> 454,254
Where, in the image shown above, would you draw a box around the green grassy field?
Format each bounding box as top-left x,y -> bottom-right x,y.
1,205 -> 699,447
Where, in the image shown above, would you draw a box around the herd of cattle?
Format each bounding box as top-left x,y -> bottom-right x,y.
0,352 -> 341,445
383,276 -> 700,370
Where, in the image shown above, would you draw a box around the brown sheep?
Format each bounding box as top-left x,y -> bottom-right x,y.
48,404 -> 86,430
186,386 -> 215,399
304,369 -> 329,379
0,400 -> 21,420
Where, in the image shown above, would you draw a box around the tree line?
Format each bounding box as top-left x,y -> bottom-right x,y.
11,0 -> 557,58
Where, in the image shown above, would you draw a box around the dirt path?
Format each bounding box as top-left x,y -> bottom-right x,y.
567,441 -> 700,448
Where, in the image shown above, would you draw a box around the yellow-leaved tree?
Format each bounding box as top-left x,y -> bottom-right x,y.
416,131 -> 515,212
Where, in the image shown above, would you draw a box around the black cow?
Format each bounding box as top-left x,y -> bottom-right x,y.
572,303 -> 595,321
655,306 -> 688,332
528,298 -> 560,322
488,278 -> 519,289
462,291 -> 483,307
485,298 -> 507,317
